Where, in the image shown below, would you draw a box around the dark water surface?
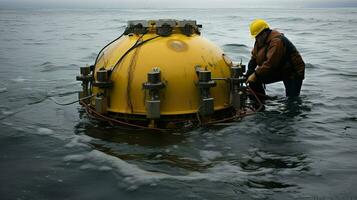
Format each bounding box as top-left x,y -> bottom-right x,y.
1,8 -> 357,200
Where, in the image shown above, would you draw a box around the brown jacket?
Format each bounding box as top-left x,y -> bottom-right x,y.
250,30 -> 305,84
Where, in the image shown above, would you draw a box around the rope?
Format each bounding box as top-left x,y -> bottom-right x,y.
80,100 -> 170,131
246,85 -> 264,113
75,84 -> 263,129
51,94 -> 96,106
201,85 -> 264,125
78,86 -> 263,130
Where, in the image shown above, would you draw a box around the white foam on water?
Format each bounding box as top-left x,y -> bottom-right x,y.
99,165 -> 113,171
37,127 -> 54,135
63,154 -> 86,162
79,163 -> 113,171
35,127 -> 70,141
0,87 -> 7,93
227,153 -> 236,157
11,76 -> 27,82
199,150 -> 223,161
2,110 -> 14,115
64,150 -> 272,190
2,121 -> 13,126
79,163 -> 98,170
204,143 -> 216,148
65,134 -> 92,148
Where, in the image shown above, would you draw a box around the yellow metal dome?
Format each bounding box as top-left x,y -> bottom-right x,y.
94,20 -> 231,115
77,20 -> 250,130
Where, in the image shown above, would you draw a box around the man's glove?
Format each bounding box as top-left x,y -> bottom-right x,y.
246,73 -> 257,83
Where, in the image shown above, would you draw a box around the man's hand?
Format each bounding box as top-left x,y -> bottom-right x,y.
246,73 -> 257,83
246,59 -> 257,76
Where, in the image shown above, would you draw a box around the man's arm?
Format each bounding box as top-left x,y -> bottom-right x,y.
246,58 -> 257,76
255,38 -> 284,80
246,46 -> 257,76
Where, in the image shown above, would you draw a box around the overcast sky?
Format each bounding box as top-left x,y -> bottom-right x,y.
0,0 -> 356,8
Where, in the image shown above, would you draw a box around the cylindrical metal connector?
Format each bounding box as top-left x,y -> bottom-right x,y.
80,66 -> 91,76
199,71 -> 211,82
76,65 -> 93,104
197,70 -> 216,116
148,70 -> 161,84
230,65 -> 246,110
97,69 -> 109,82
143,68 -> 165,119
93,69 -> 112,88
95,95 -> 107,114
231,66 -> 243,78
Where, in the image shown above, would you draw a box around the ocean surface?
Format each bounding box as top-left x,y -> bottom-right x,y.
1,8 -> 357,200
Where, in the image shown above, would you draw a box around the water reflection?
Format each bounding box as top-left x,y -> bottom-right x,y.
89,143 -> 212,172
239,149 -> 310,171
73,98 -> 312,191
74,111 -> 213,172
234,97 -> 312,190
75,119 -> 186,147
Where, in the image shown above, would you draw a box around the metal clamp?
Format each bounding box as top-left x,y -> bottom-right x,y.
125,20 -> 149,35
143,67 -> 165,119
76,65 -> 93,104
230,65 -> 246,109
93,69 -> 113,88
197,69 -> 216,116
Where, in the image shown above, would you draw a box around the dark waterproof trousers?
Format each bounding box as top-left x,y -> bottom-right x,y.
283,79 -> 303,97
250,78 -> 303,98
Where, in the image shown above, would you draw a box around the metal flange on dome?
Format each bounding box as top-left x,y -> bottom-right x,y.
76,19 -> 262,131
124,19 -> 201,36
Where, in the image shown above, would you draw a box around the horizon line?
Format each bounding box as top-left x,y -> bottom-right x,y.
1,6 -> 357,10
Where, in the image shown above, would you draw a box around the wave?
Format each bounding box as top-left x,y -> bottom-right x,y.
70,32 -> 98,38
0,87 -> 7,93
63,150 -> 274,191
271,17 -> 306,23
329,96 -> 357,101
223,43 -> 249,48
82,52 -> 97,61
11,76 -> 27,82
322,72 -> 357,78
305,63 -> 319,69
37,62 -> 79,72
23,42 -> 48,46
222,43 -> 250,55
226,16 -> 243,20
296,32 -> 314,36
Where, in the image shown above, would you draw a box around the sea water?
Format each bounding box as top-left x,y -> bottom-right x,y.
0,8 -> 357,200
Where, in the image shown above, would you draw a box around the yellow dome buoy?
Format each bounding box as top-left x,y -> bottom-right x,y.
76,19 -> 257,130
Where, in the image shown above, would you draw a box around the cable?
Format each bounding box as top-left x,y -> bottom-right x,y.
78,86 -> 263,130
110,33 -> 160,113
111,34 -> 160,72
110,33 -> 146,72
80,100 -> 169,131
51,94 -> 96,106
246,85 -> 264,112
202,85 -> 264,125
94,33 -> 124,66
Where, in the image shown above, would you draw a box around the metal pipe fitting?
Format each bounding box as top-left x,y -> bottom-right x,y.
197,69 -> 216,116
143,68 -> 165,119
76,65 -> 93,104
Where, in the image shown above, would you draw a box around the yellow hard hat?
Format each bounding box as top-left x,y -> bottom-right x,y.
250,19 -> 270,38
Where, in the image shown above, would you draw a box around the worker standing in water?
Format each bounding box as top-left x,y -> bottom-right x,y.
246,19 -> 305,99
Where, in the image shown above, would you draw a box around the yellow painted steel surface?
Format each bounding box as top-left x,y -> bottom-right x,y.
93,31 -> 232,115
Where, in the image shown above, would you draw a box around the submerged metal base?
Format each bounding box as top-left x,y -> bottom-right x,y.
80,101 -> 246,131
